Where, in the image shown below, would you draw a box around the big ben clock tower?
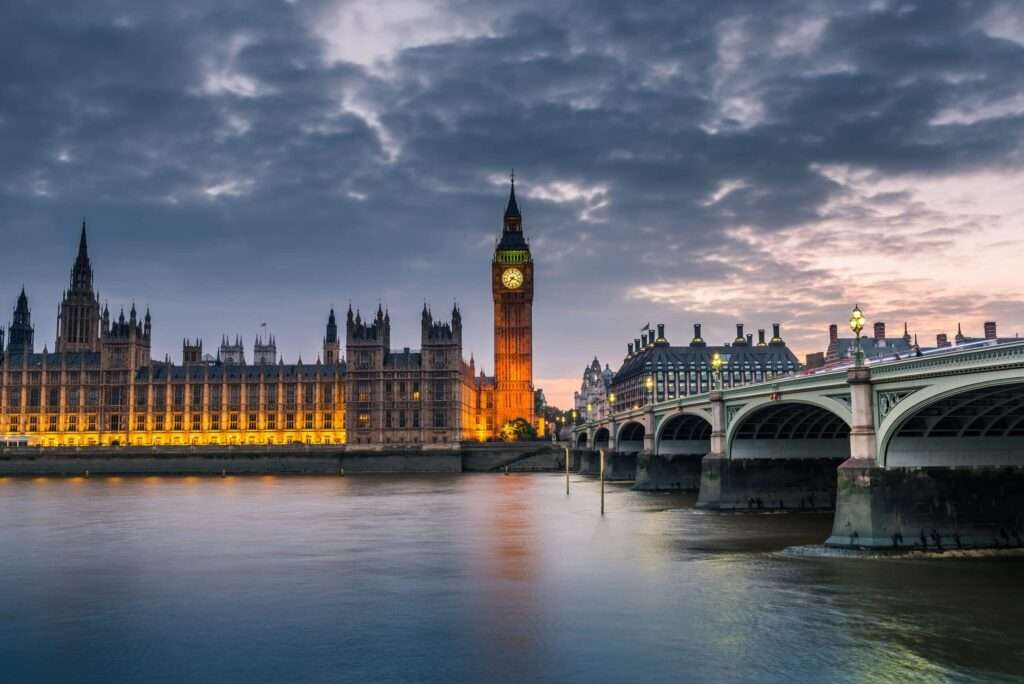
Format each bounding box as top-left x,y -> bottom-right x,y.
492,176 -> 535,429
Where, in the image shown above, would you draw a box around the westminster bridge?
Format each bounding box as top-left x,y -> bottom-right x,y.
571,340 -> 1024,550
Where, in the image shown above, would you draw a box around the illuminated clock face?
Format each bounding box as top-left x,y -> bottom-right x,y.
501,268 -> 524,290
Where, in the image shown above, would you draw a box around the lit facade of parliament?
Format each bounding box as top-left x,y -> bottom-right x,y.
0,185 -> 535,447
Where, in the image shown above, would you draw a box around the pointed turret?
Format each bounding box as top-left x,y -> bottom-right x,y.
325,308 -> 338,343
323,307 -> 340,364
504,172 -> 521,221
6,287 -> 34,354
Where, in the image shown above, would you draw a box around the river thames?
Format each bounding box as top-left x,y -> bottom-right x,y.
1,473 -> 1022,683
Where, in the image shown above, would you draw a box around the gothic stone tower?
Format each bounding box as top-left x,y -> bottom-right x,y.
323,308 -> 340,365
492,177 -> 535,429
56,222 -> 101,353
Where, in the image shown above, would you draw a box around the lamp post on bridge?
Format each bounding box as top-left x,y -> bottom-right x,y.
711,351 -> 723,391
644,374 -> 654,406
850,304 -> 866,367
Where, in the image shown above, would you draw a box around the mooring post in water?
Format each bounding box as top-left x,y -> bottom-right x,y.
565,446 -> 570,496
599,448 -> 605,515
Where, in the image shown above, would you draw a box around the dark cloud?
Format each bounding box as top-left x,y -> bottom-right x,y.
1,0 -> 1022,404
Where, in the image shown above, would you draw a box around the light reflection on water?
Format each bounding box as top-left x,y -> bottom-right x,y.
1,474 -> 1022,684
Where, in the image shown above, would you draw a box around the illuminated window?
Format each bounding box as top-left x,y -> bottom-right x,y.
87,415 -> 97,432
266,413 -> 276,430
173,415 -> 183,431
304,413 -> 314,430
248,413 -> 257,430
286,413 -> 295,430
357,382 -> 370,403
210,414 -> 219,431
192,414 -> 202,431
8,416 -> 18,432
323,413 -> 332,429
110,415 -> 121,432
155,415 -> 165,431
68,415 -> 78,432
28,416 -> 38,432
136,415 -> 146,432
229,414 -> 239,431
358,412 -> 370,427
48,415 -> 58,432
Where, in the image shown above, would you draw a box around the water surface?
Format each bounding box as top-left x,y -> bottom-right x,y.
2,474 -> 1022,683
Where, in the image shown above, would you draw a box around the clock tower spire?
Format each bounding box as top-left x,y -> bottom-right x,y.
492,174 -> 535,430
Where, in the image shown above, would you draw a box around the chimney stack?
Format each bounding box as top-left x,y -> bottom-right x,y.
627,342 -> 634,356
984,321 -> 997,340
657,323 -> 665,342
735,323 -> 745,344
829,324 -> 838,342
634,337 -> 641,353
757,329 -> 766,346
691,323 -> 705,347
874,321 -> 885,341
746,333 -> 753,346
936,333 -> 949,348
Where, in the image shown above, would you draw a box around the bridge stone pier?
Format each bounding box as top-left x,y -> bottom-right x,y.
635,411 -> 710,491
574,341 -> 1024,549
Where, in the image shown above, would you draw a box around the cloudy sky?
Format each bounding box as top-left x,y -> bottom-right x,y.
2,0 -> 1023,407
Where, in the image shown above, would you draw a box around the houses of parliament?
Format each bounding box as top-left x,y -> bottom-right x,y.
0,184 -> 535,448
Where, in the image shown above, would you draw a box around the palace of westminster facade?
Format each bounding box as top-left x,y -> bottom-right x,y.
0,185 -> 536,448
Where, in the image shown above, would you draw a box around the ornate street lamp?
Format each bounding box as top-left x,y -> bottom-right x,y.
644,374 -> 654,405
608,391 -> 617,414
586,403 -> 593,423
711,351 -> 723,391
850,304 -> 866,367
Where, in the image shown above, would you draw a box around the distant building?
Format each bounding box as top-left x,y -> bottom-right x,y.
825,321 -> 921,363
610,322 -> 801,411
574,357 -> 614,421
937,321 -> 1017,348
823,320 -> 1017,364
